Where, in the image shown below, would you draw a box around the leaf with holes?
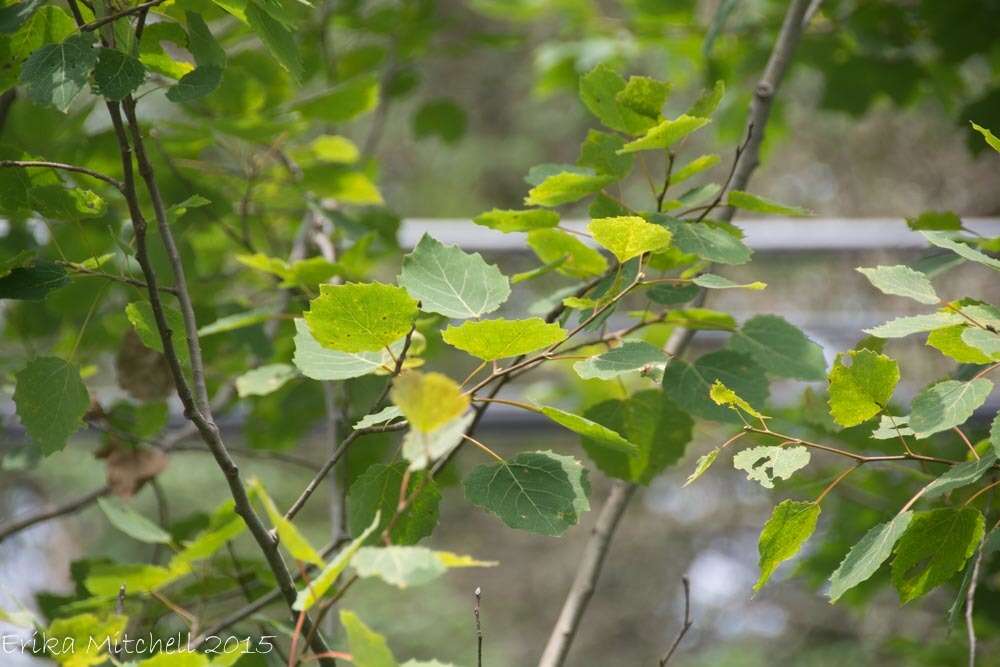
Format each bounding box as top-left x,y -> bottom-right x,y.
733,446 -> 810,489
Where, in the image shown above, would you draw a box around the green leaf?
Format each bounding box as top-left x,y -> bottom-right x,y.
401,413 -> 475,471
656,216 -> 751,265
86,560 -> 190,595
663,307 -> 737,331
578,64 -> 657,135
0,260 -> 68,299
615,75 -> 669,118
684,447 -> 720,487
340,610 -> 398,667
4,6 -> 75,86
828,511 -> 913,603
172,500 -> 246,565
729,315 -> 826,381
46,613 -> 127,666
524,171 -> 614,207
909,378 -> 994,438
891,507 -> 984,604
663,349 -> 769,423
293,513 -> 380,611
906,211 -> 961,231
304,283 -> 418,353
617,115 -> 709,154
352,546 -> 495,588
671,154 -> 721,185
971,121 -> 1000,152
864,311 -> 965,338
295,74 -> 380,123
413,98 -> 466,143
464,450 -> 590,536
0,0 -> 44,33
710,380 -> 768,419
348,462 -> 439,545
540,405 -> 637,454
588,216 -> 672,262
442,317 -> 566,361
473,208 -> 559,233
924,452 -> 998,499
647,282 -> 700,305
249,478 -> 323,566
962,328 -> 1000,359
97,496 -> 172,544
399,234 -> 510,319
687,80 -> 725,118
856,265 -> 939,304
310,135 -> 360,163
692,273 -> 766,290
91,47 -> 145,100
573,340 -> 668,380
354,405 -> 404,431
292,319 -> 396,380
166,65 -> 223,102
726,190 -> 811,217
391,371 -> 468,433
928,325 -> 997,364
246,2 -> 301,79
577,130 -> 633,178
185,11 -> 226,67
580,390 -> 692,484
755,500 -> 820,592
922,231 -> 1000,271
733,446 -> 811,489
871,414 -> 914,440
14,357 -> 89,455
235,363 -> 298,398
126,301 -> 190,367
19,33 -> 97,112
827,349 -> 900,427
526,228 -> 608,278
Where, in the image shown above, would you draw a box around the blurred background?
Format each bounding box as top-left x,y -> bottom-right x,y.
3,0 -> 1000,665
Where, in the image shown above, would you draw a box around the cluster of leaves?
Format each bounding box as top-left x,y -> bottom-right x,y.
686,126 -> 1000,610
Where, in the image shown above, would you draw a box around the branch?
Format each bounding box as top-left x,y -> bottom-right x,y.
659,577 -> 693,666
966,541 -> 984,667
537,482 -> 636,667
0,159 -> 125,192
0,485 -> 109,544
78,0 -> 166,33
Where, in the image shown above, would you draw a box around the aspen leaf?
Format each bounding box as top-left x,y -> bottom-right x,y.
891,507 -> 984,604
587,216 -> 672,262
391,371 -> 469,433
828,511 -> 913,602
526,228 -> 608,278
729,315 -> 826,381
442,317 -> 566,361
304,283 -> 418,353
827,349 -> 899,427
14,356 -> 89,455
755,500 -> 820,592
856,265 -> 939,304
726,190 -> 811,217
473,208 -> 559,233
909,378 -> 993,438
733,446 -> 810,489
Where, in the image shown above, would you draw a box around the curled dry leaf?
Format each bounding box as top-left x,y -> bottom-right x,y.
97,438 -> 169,498
116,329 -> 173,401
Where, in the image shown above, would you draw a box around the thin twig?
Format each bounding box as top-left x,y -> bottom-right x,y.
659,577 -> 693,666
0,160 -> 124,192
966,542 -> 984,667
78,0 -> 166,32
475,587 -> 483,667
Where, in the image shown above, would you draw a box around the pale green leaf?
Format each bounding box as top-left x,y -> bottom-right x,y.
928,325 -> 997,364
354,405 -> 404,431
573,340 -> 668,380
352,546 -> 495,588
864,311 -> 965,338
755,500 -> 820,592
871,414 -> 914,440
924,452 -> 998,499
401,412 -> 475,471
86,560 -> 190,595
578,64 -> 657,135
293,513 -> 380,611
733,446 -> 810,489
310,134 -> 360,163
442,317 -> 566,361
828,511 -> 913,602
526,228 -> 608,278
294,75 -> 379,123
922,231 -> 1000,271
827,349 -> 899,427
891,507 -> 984,604
399,234 -> 509,319
588,216 -> 672,262
235,363 -> 298,398
464,450 -> 590,536
304,283 -> 418,353
46,613 -> 127,666
198,308 -> 273,337
729,315 -> 826,381
98,496 -> 171,544
617,115 -> 709,154
687,80 -> 725,117
909,378 -> 994,438
539,402 -> 639,454
14,357 -> 89,455
692,273 -> 766,290
684,447 -> 720,487
971,121 -> 1000,153
249,478 -> 323,566
391,370 -> 469,433
671,154 -> 721,185
292,319 -> 396,381
340,610 -> 398,667
710,380 -> 768,419
856,265 -> 939,304
473,208 -> 559,233
171,500 -> 246,565
19,34 -> 97,112
726,190 -> 811,217
962,328 -> 1000,359
524,171 -> 614,207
